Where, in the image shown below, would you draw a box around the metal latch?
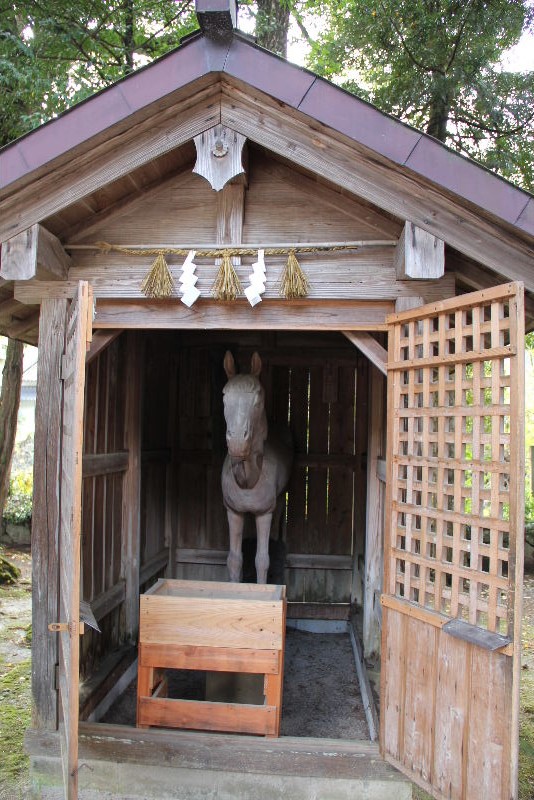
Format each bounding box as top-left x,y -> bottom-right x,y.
48,621 -> 85,635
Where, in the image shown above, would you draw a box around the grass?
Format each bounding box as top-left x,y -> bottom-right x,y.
0,657 -> 31,793
0,568 -> 32,799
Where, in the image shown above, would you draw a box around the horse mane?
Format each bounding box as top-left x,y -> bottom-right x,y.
223,375 -> 261,395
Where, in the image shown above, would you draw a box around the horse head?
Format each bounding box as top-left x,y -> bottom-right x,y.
223,351 -> 268,463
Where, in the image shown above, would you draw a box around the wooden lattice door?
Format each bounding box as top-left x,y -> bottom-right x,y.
53,282 -> 92,800
381,283 -> 524,800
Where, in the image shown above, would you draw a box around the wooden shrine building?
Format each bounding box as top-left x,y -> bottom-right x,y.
0,2 -> 533,798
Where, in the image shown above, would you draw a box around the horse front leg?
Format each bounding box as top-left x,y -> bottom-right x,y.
255,512 -> 273,584
226,508 -> 244,582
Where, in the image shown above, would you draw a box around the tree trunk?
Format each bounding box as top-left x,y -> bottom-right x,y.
0,338 -> 24,522
426,91 -> 452,142
256,0 -> 290,58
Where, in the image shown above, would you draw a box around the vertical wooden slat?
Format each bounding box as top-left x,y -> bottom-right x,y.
31,297 -> 67,729
433,634 -> 469,798
58,281 -> 91,800
326,364 -> 355,554
305,365 -> 328,554
286,366 -> 309,554
121,331 -> 143,641
352,354 -> 369,604
509,285 -> 525,794
363,366 -> 385,657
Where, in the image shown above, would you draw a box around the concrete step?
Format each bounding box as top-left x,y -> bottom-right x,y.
27,724 -> 412,800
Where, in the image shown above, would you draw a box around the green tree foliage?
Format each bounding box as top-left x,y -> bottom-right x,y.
305,0 -> 534,189
0,0 -> 198,146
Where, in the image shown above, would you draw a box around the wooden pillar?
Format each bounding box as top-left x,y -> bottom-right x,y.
31,298 -> 67,729
363,366 -> 385,659
121,332 -> 143,642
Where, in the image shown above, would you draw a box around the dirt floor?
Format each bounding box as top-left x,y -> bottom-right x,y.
102,628 -> 370,740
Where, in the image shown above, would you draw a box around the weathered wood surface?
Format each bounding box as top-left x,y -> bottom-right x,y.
220,87 -> 534,288
344,331 -> 387,374
0,86 -> 220,242
14,266 -> 455,304
1,223 -> 70,281
381,605 -> 513,799
394,222 -> 444,280
26,725 -> 406,782
363,367 -> 385,658
57,281 -> 92,800
381,282 -> 524,800
121,333 -> 142,641
80,334 -> 128,677
32,298 -> 68,729
86,329 -> 123,364
193,124 -> 246,190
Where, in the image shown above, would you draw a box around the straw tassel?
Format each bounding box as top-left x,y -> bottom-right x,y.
279,249 -> 309,299
211,250 -> 242,301
140,251 -> 174,298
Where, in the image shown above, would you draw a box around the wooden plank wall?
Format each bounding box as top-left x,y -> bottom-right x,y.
139,336 -> 173,589
170,332 -> 368,604
80,336 -> 128,677
382,605 -> 512,799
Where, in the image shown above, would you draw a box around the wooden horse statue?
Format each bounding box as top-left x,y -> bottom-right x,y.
221,351 -> 293,583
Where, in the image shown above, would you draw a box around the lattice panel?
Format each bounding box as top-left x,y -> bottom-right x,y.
386,284 -> 523,635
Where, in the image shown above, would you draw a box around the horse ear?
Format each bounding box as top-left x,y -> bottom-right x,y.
223,350 -> 236,379
251,352 -> 262,377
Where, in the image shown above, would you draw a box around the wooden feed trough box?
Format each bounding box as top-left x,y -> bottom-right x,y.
137,579 -> 286,736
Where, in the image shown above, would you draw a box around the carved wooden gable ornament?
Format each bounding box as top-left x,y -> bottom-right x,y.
193,125 -> 247,191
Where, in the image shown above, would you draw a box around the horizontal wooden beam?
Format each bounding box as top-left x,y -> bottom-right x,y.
344,331 -> 387,375
137,697 -> 278,735
285,553 -> 352,570
5,310 -> 40,339
175,548 -> 353,571
93,299 -> 392,330
14,267 -> 455,305
91,580 -> 127,622
139,548 -> 169,586
0,224 -> 70,281
140,642 -> 279,674
82,451 -> 129,477
394,222 -> 444,280
86,330 -> 123,365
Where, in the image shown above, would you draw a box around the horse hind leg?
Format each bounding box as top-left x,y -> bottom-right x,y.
227,508 -> 244,582
255,512 -> 273,584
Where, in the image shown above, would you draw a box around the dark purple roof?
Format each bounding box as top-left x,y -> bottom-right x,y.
1,31 -> 532,238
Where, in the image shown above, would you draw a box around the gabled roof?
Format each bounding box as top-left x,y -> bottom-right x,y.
1,30 -> 532,238
0,27 -> 533,310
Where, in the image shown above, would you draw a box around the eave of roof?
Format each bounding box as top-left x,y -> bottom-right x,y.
1,30 -> 533,240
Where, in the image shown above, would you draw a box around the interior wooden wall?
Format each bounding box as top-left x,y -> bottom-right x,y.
168,331 -> 368,604
81,336 -> 127,677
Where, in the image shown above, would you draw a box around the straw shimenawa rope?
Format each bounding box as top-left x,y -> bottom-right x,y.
93,241 -> 366,300
211,250 -> 243,301
279,249 -> 310,300
139,251 -> 174,298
